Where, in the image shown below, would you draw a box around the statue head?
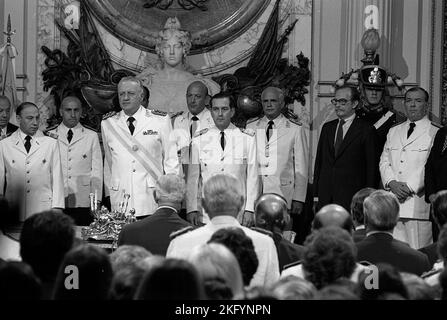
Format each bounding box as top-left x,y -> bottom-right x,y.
155,17 -> 192,68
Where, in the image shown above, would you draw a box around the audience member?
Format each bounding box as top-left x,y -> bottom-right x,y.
423,224 -> 447,287
167,174 -> 279,288
401,272 -> 436,300
109,245 -> 152,272
20,209 -> 75,299
254,193 -> 304,271
0,261 -> 41,300
189,243 -> 244,299
52,244 -> 113,300
350,188 -> 376,243
134,258 -> 205,300
357,190 -> 430,275
358,263 -> 409,300
118,174 -> 191,255
271,275 -> 317,300
208,227 -> 258,287
317,280 -> 360,300
301,226 -> 357,289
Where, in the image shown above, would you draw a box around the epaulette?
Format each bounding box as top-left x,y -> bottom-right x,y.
390,119 -> 406,129
83,124 -> 99,133
170,111 -> 184,119
286,117 -> 302,126
431,121 -> 442,129
283,260 -> 302,270
151,109 -> 168,117
250,227 -> 273,238
43,131 -> 58,139
45,124 -> 59,132
240,128 -> 255,137
284,110 -> 302,126
246,117 -> 261,125
102,111 -> 117,120
421,267 -> 443,279
169,226 -> 194,240
193,128 -> 209,138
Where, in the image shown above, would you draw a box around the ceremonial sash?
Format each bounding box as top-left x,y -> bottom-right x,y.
103,120 -> 163,179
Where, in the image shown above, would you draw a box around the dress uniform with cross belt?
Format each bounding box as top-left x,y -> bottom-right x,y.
47,122 -> 103,224
0,103 -> 64,221
247,113 -> 308,209
102,106 -> 179,217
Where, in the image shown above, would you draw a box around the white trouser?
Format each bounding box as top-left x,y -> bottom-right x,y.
393,219 -> 432,249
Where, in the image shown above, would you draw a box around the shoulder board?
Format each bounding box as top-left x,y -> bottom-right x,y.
102,111 -> 117,120
82,124 -> 99,133
43,131 -> 58,139
46,124 -> 59,132
283,260 -> 302,270
240,128 -> 255,137
169,226 -> 194,240
390,119 -> 406,129
151,109 -> 168,117
246,117 -> 261,125
193,128 -> 209,138
421,267 -> 443,279
431,121 -> 442,129
250,227 -> 273,238
170,111 -> 184,119
287,117 -> 302,126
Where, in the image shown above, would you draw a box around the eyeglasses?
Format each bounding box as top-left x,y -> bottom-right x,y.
331,98 -> 349,106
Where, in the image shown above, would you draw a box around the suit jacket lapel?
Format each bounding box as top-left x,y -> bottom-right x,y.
335,118 -> 360,159
328,120 -> 337,157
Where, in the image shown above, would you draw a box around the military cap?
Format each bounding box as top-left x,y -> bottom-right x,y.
359,65 -> 387,89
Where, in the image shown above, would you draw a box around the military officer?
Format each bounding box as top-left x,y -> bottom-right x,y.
102,76 -> 179,218
0,96 -> 18,140
172,81 -> 214,174
247,87 -> 308,216
47,96 -> 103,225
0,102 -> 64,221
186,91 -> 260,226
380,87 -> 439,249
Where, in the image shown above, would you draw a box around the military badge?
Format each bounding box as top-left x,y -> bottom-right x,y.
83,154 -> 87,159
42,159 -> 46,164
143,130 -> 158,135
132,145 -> 139,151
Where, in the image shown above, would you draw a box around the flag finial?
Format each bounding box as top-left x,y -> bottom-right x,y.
3,14 -> 16,44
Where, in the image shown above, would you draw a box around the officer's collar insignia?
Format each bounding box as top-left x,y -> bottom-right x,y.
83,154 -> 87,159
143,130 -> 158,135
43,131 -> 58,139
193,128 -> 208,138
240,128 -> 255,136
42,159 -> 46,164
102,111 -> 117,120
151,109 -> 168,116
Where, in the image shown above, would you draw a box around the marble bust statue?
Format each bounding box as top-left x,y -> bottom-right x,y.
137,17 -> 220,114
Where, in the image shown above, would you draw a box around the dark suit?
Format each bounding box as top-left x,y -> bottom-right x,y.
425,126 -> 447,202
353,228 -> 366,243
117,207 -> 192,256
314,117 -> 379,211
356,232 -> 431,276
273,233 -> 304,271
419,242 -> 438,267
0,123 -> 18,138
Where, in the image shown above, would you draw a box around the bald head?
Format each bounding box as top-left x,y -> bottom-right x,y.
254,193 -> 289,231
187,81 -> 209,115
312,204 -> 353,234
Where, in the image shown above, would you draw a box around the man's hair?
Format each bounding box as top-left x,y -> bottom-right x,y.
437,224 -> 447,261
210,91 -> 236,109
405,86 -> 429,102
302,226 -> 357,290
16,102 -> 38,116
202,174 -> 244,218
110,245 -> 152,273
19,210 -> 75,282
261,87 -> 285,103
271,275 -> 317,300
0,261 -> 42,300
363,190 -> 400,231
432,190 -> 447,228
154,174 -> 186,204
61,96 -> 82,109
0,95 -> 11,107
208,227 -> 259,286
118,76 -> 144,91
401,272 -> 436,300
312,205 -> 354,234
336,85 -> 360,102
350,188 -> 376,225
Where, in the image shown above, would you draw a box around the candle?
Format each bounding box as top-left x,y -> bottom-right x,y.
89,193 -> 94,212
94,190 -> 98,211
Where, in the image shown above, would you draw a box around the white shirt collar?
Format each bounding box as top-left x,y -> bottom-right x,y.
405,115 -> 429,127
157,205 -> 178,213
121,105 -> 144,121
339,112 -> 356,124
262,114 -> 285,127
210,215 -> 240,226
188,108 -> 208,122
366,230 -> 393,237
18,129 -> 34,142
59,122 -> 82,134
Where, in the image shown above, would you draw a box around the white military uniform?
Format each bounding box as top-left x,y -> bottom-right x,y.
247,114 -> 309,207
380,116 -> 438,249
48,123 -> 103,208
187,123 -> 260,222
172,108 -> 214,168
167,215 -> 280,288
102,106 -> 179,217
0,130 -> 65,221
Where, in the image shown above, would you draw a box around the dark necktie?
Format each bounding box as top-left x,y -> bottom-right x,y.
334,119 -> 345,155
266,120 -> 274,141
190,116 -> 199,138
442,134 -> 447,154
128,117 -> 135,135
407,122 -> 416,139
24,135 -> 31,153
220,131 -> 225,150
67,129 -> 73,143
